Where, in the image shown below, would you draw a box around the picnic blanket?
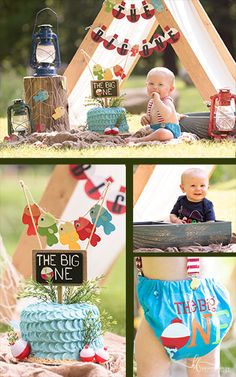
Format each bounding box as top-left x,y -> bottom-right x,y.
1,128 -> 198,150
0,332 -> 125,377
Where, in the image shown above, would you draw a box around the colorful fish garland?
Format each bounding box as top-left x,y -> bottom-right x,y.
22,203 -> 114,248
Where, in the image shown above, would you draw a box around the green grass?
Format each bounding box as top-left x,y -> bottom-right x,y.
209,178 -> 236,233
1,114 -> 235,158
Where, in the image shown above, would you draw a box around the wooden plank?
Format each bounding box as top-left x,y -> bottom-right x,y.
64,4 -> 115,96
133,221 -> 232,249
192,0 -> 236,80
158,0 -> 216,100
12,165 -> 78,278
133,165 -> 156,206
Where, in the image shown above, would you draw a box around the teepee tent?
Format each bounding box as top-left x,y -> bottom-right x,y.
64,0 -> 235,126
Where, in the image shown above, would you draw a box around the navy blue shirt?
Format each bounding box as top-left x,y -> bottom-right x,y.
171,195 -> 215,222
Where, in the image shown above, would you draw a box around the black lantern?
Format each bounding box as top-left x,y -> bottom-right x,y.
30,8 -> 61,76
7,99 -> 33,136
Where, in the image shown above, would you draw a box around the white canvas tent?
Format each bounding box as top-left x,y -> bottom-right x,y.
64,0 -> 236,126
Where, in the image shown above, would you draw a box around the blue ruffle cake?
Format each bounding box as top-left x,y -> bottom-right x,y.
20,302 -> 104,360
87,107 -> 129,133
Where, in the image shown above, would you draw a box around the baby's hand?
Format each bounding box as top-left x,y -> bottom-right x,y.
141,114 -> 150,126
152,92 -> 161,101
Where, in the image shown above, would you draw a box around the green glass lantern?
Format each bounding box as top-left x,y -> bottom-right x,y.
7,99 -> 33,136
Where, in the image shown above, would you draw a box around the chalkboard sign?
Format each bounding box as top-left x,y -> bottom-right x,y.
32,250 -> 87,286
91,80 -> 120,98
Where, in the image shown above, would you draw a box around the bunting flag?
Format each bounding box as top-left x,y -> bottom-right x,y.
91,25 -> 180,58
69,165 -> 126,215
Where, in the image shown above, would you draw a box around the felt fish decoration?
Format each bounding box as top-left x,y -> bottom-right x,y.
130,44 -> 139,57
113,65 -> 126,80
104,0 -> 116,12
151,0 -> 164,12
103,68 -> 113,80
52,106 -> 65,120
33,90 -> 49,103
93,64 -> 104,80
59,222 -> 81,250
22,204 -> 41,236
74,217 -> 101,247
90,205 -> 115,235
37,212 -> 58,246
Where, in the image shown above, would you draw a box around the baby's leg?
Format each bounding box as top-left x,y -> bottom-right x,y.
135,317 -> 171,377
186,347 -> 220,377
126,128 -> 174,143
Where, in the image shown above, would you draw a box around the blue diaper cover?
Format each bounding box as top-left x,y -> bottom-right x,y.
150,123 -> 181,138
137,275 -> 232,360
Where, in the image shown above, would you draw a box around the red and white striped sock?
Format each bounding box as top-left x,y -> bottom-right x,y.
187,257 -> 200,276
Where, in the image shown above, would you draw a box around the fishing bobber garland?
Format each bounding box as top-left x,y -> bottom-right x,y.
111,1 -> 155,22
91,24 -> 180,57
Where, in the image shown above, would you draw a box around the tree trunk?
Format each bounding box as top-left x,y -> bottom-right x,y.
24,75 -> 70,132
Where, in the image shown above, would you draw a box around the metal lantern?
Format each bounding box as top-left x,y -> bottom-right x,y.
7,99 -> 33,136
208,88 -> 236,139
30,8 -> 61,76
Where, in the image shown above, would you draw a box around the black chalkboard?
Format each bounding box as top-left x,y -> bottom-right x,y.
91,80 -> 120,98
32,250 -> 87,285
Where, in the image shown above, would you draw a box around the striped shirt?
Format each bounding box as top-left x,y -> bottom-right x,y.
187,257 -> 200,276
147,96 -> 173,124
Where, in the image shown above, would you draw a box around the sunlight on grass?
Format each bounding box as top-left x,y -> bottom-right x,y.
1,114 -> 235,158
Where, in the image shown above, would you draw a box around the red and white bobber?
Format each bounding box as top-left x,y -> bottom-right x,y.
111,127 -> 119,135
160,318 -> 190,350
95,347 -> 109,364
80,345 -> 95,362
10,339 -> 31,360
104,127 -> 112,135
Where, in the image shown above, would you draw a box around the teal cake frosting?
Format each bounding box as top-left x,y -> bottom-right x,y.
20,302 -> 104,360
87,107 -> 129,134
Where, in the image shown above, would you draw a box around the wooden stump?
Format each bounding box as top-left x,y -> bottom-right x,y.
24,75 -> 70,132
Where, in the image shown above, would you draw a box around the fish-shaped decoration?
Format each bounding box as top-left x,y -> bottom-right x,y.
104,0 -> 116,12
103,68 -> 113,80
22,204 -> 41,236
90,205 -> 115,235
52,106 -> 65,120
37,212 -> 58,246
113,65 -> 126,80
74,217 -> 101,247
33,90 -> 49,103
93,64 -> 104,80
59,222 -> 81,250
151,0 -> 164,12
130,44 -> 139,57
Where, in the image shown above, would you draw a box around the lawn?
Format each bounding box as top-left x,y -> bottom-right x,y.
1,77 -> 235,158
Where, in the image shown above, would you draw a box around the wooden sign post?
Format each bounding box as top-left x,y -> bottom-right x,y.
32,250 -> 87,303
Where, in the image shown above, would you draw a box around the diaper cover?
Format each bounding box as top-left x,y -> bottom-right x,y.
137,272 -> 232,360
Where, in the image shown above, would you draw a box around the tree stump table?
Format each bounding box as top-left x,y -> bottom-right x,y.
24,75 -> 70,132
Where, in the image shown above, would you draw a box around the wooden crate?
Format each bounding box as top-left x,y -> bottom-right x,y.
133,221 -> 232,249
